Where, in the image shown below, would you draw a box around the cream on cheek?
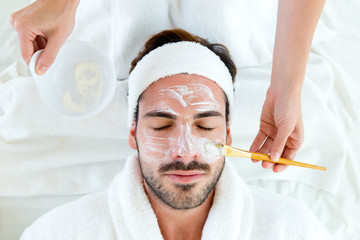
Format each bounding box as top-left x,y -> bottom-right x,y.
171,124 -> 223,163
139,129 -> 175,163
139,84 -> 225,164
140,125 -> 223,164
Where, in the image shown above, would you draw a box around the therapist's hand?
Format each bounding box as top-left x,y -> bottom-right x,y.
250,0 -> 325,172
10,0 -> 80,75
250,85 -> 304,173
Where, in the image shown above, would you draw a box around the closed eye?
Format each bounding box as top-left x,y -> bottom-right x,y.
153,125 -> 172,131
197,125 -> 214,131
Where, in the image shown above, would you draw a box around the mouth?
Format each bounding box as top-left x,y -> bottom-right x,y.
165,170 -> 205,183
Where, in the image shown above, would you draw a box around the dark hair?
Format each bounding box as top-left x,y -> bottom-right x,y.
130,28 -> 236,123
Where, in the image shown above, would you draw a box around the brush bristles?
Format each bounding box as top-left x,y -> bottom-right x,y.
204,142 -> 225,156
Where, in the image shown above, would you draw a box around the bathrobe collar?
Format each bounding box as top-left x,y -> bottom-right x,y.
108,154 -> 254,239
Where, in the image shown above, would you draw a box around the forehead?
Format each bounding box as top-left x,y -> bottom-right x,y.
140,74 -> 226,107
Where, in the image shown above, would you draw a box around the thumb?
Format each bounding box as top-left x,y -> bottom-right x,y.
36,37 -> 64,75
270,126 -> 291,162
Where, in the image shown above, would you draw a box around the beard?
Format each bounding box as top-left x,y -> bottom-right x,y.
138,152 -> 225,210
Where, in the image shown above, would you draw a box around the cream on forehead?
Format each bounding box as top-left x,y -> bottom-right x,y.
145,105 -> 180,116
158,84 -> 220,109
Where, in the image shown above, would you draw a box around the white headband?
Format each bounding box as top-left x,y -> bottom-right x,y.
128,41 -> 234,125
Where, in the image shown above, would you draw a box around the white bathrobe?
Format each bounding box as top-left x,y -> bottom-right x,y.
20,154 -> 330,240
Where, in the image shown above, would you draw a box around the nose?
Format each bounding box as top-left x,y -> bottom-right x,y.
170,124 -> 200,164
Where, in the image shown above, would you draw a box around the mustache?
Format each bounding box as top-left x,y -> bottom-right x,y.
159,161 -> 211,173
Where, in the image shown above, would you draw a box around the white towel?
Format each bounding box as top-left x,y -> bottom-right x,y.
66,0 -> 335,79
20,154 -> 330,240
5,0 -> 334,76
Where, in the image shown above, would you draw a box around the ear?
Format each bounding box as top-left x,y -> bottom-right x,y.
128,121 -> 137,150
226,124 -> 232,146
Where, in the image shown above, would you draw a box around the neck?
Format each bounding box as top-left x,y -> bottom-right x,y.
143,180 -> 214,240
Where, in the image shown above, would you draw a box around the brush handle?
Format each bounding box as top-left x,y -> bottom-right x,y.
223,145 -> 252,158
251,152 -> 327,171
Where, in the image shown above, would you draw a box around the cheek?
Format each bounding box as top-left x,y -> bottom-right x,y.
196,125 -> 228,163
137,129 -> 175,163
197,137 -> 224,163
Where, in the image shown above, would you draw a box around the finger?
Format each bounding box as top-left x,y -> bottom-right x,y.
253,136 -> 272,164
258,138 -> 275,169
260,137 -> 275,168
273,147 -> 297,173
258,136 -> 273,154
9,12 -> 17,27
270,126 -> 291,162
282,146 -> 298,161
287,125 -> 304,151
250,130 -> 267,163
262,160 -> 275,169
250,130 -> 267,152
273,163 -> 287,173
36,35 -> 65,75
19,37 -> 34,64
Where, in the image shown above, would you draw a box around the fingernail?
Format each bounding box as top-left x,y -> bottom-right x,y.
36,65 -> 48,75
271,152 -> 280,162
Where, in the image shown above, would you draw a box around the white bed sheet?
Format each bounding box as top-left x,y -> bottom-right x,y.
248,1 -> 360,238
0,0 -> 345,197
0,0 -> 360,239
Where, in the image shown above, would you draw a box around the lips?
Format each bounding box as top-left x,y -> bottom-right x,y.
165,171 -> 205,183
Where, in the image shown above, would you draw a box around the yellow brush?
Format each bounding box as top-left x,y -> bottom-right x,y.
204,143 -> 327,171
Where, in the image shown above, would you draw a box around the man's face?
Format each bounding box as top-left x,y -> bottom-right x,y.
129,74 -> 232,209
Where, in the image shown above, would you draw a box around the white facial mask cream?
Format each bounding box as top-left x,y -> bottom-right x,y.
62,62 -> 103,112
140,125 -> 223,164
159,84 -> 220,111
139,83 -> 225,164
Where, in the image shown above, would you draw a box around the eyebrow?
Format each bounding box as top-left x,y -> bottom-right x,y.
144,111 -> 177,120
143,110 -> 223,120
193,111 -> 223,119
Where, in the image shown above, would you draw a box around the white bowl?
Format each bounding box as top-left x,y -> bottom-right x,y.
29,41 -> 117,118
